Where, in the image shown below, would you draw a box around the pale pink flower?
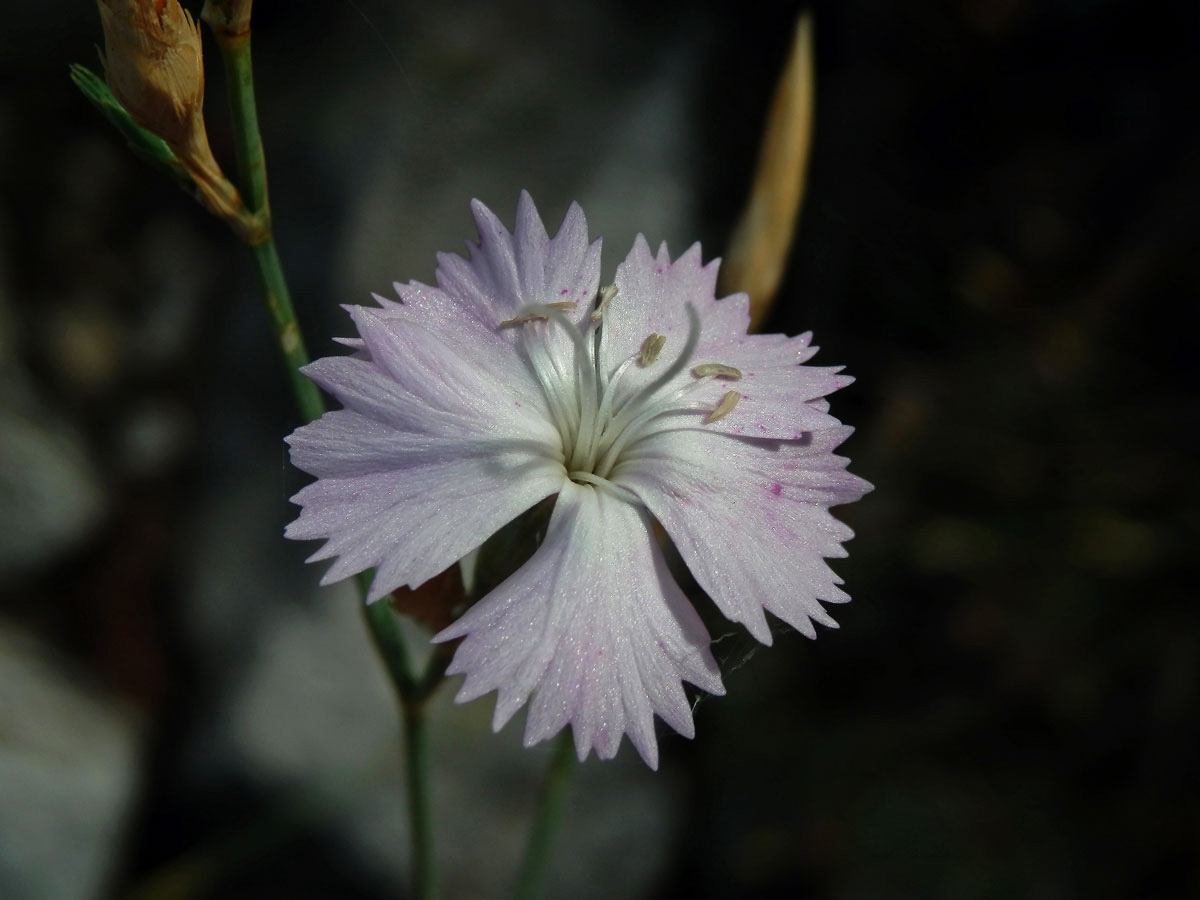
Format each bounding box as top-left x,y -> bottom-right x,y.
286,193 -> 872,768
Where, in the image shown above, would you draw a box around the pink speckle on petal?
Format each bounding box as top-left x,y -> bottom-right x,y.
560,288 -> 569,295
770,483 -> 783,496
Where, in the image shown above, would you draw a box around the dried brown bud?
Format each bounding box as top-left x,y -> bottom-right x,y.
98,0 -> 206,155
97,0 -> 256,239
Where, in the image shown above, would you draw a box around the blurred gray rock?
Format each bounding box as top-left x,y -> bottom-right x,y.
0,623 -> 143,900
0,408 -> 105,576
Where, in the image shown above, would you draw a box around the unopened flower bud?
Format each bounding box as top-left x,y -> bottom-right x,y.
98,0 -> 206,156
97,0 -> 250,234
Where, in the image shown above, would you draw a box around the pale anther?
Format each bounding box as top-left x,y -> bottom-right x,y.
692,363 -> 742,380
703,390 -> 741,424
591,283 -> 618,321
499,301 -> 579,328
639,333 -> 666,367
498,312 -> 548,328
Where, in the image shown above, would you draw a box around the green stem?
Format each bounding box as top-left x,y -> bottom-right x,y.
511,732 -> 578,900
203,10 -> 444,897
359,572 -> 417,697
250,238 -> 326,423
206,18 -> 325,423
404,705 -> 439,900
210,24 -> 266,212
412,643 -> 455,703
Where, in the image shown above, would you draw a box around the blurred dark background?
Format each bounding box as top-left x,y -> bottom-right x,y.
1,1 -> 1197,898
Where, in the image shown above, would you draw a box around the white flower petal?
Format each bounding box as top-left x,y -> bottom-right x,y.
434,192 -> 601,323
597,237 -> 846,438
434,481 -> 723,769
426,193 -> 601,384
615,427 -> 873,644
298,328 -> 562,465
598,237 -> 715,393
351,307 -> 558,439
287,436 -> 563,600
287,302 -> 568,599
286,195 -> 872,770
681,366 -> 852,440
369,279 -> 549,419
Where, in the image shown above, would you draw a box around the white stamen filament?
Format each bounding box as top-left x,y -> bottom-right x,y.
591,283 -> 618,322
567,470 -> 642,505
588,356 -> 637,453
521,321 -> 576,448
592,375 -> 716,479
503,300 -> 733,494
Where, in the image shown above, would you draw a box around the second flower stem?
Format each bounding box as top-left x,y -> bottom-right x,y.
405,704 -> 438,900
362,575 -> 417,697
511,731 -> 579,900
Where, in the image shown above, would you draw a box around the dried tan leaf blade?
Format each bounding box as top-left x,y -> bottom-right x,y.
719,12 -> 816,331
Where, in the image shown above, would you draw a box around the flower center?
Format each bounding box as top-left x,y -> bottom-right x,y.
500,289 -> 742,496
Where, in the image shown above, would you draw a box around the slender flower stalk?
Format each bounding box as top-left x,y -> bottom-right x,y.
360,571 -> 417,697
199,6 -> 442,895
511,732 -> 578,900
199,3 -> 323,423
79,3 -> 450,894
404,706 -> 438,900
